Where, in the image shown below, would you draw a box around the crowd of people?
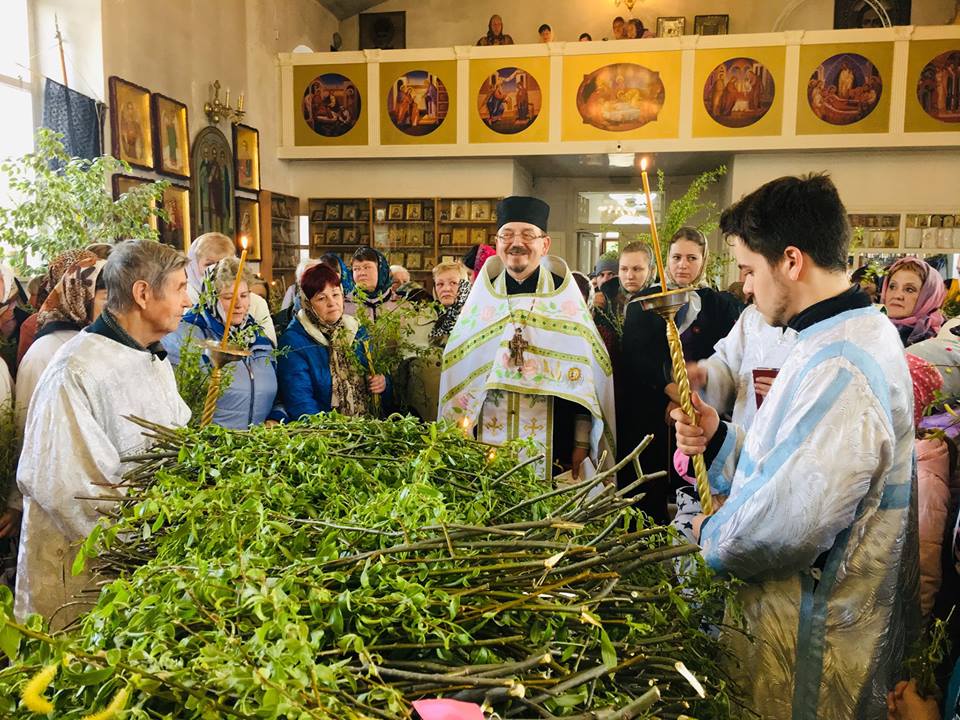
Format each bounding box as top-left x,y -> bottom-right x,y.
476,14 -> 655,45
3,178 -> 960,718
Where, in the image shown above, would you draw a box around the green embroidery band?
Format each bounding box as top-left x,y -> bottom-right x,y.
439,362 -> 495,406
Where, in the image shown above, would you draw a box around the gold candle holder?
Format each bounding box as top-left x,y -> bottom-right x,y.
640,289 -> 714,517
199,342 -> 250,428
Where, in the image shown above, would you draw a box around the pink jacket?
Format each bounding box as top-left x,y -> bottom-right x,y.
917,437 -> 953,617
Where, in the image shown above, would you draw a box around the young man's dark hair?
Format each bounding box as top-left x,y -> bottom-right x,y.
719,173 -> 850,272
538,23 -> 551,33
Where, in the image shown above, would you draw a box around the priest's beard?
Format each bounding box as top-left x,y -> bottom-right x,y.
504,247 -> 535,278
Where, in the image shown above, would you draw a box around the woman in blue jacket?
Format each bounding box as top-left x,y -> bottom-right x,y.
277,263 -> 388,420
163,257 -> 283,429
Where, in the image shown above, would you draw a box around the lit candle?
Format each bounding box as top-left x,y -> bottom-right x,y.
237,92 -> 244,112
219,235 -> 248,349
640,158 -> 668,292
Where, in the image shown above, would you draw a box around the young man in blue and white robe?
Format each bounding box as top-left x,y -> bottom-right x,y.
674,174 -> 919,720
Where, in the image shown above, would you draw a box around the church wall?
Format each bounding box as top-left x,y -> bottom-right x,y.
99,0 -> 339,195
338,0 -> 957,51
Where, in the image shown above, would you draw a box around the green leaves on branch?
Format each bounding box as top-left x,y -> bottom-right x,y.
0,414 -> 739,718
0,128 -> 167,273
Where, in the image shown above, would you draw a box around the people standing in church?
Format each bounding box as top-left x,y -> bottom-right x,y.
345,247 -> 398,320
277,263 -> 388,420
163,257 -> 282,429
184,233 -> 276,344
16,249 -> 97,366
673,174 -> 918,720
438,196 -> 615,482
593,242 -> 654,355
881,256 -> 946,347
590,255 -> 618,294
15,257 -> 107,436
15,240 -> 192,629
402,262 -> 472,422
476,14 -> 514,46
618,228 -> 742,519
538,24 -> 553,42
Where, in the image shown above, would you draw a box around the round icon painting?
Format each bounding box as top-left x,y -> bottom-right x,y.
916,50 -> 960,123
387,70 -> 449,136
576,63 -> 665,132
477,67 -> 541,135
703,57 -> 775,128
301,73 -> 361,137
806,53 -> 882,126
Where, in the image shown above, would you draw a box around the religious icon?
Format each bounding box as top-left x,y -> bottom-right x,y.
406,251 -> 423,270
343,204 -> 358,220
109,76 -> 153,170
375,208 -> 386,222
301,72 -> 362,138
191,126 -> 235,237
470,200 -> 491,220
575,63 -> 666,132
387,70 -> 449,137
440,233 -> 452,246
406,203 -> 422,220
656,16 -> 686,38
453,227 -> 468,246
235,197 -> 261,260
916,49 -> 960,123
807,52 -> 882,126
233,124 -> 260,191
694,14 -> 729,35
151,93 -> 189,179
325,203 -> 341,220
703,57 -> 776,128
325,227 -> 342,244
343,227 -> 358,244
508,327 -> 529,367
470,227 -> 488,245
111,174 -> 157,231
388,203 -> 404,220
159,184 -> 191,252
477,67 -> 542,135
450,200 -> 469,220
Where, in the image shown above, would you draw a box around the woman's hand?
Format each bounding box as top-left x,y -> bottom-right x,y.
754,375 -> 775,398
368,375 -> 387,395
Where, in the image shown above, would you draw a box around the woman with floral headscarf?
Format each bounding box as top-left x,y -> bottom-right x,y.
277,263 -> 389,419
16,249 -> 95,366
15,257 -> 107,434
882,256 -> 946,347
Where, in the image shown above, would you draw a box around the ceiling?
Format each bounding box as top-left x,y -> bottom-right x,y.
315,0 -> 384,20
518,152 -> 733,179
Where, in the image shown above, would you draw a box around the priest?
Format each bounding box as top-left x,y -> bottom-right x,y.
15,239 -> 192,629
438,196 -> 615,480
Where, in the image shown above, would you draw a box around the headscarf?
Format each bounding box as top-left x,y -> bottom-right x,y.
472,245 -> 496,282
332,255 -> 355,295
42,249 -> 96,300
0,265 -> 18,303
881,256 -> 946,345
430,279 -> 471,343
352,248 -> 393,304
299,274 -> 368,416
36,257 -> 106,333
667,236 -> 710,289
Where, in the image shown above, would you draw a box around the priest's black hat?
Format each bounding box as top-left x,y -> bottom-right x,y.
496,196 -> 550,233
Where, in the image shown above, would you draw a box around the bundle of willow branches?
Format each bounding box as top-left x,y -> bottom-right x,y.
0,414 -> 740,719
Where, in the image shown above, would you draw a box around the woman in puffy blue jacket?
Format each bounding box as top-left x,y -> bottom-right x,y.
277,263 -> 389,420
163,257 -> 284,428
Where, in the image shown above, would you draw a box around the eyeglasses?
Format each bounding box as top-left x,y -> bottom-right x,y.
496,231 -> 547,243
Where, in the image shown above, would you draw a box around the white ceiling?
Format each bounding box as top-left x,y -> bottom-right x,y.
518,152 -> 733,179
315,0 -> 385,21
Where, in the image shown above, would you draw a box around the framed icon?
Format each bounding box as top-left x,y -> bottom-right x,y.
471,227 -> 488,245
656,16 -> 686,38
343,204 -> 358,220
388,203 -> 404,220
406,251 -> 423,270
453,227 -> 468,246
235,197 -> 261,261
694,14 -> 729,35
375,207 -> 387,222
325,203 -> 341,220
325,227 -> 342,243
233,124 -> 260,192
406,202 -> 422,220
440,233 -> 452,246
423,205 -> 434,221
151,93 -> 189,179
470,200 -> 491,221
109,76 -> 153,171
450,200 -> 469,220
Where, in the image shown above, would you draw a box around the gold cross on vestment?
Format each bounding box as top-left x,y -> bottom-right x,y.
508,327 -> 529,367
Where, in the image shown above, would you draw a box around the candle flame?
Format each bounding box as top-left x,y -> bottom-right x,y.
640,157 -> 648,172
240,235 -> 248,250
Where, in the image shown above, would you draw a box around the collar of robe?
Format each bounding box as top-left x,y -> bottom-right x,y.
787,284 -> 871,333
87,309 -> 168,360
